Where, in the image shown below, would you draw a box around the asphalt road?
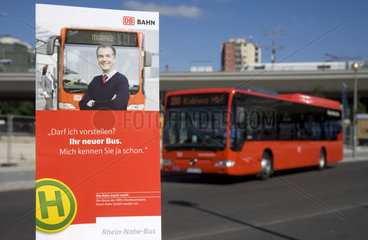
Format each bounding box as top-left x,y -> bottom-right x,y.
161,161 -> 368,240
1,161 -> 368,240
0,189 -> 35,240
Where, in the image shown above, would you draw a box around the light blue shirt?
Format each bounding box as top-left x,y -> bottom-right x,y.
103,69 -> 117,83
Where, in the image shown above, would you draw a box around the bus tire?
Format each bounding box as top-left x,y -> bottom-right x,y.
258,151 -> 273,180
317,149 -> 326,170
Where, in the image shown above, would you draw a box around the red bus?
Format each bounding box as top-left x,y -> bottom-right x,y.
162,88 -> 343,179
47,27 -> 151,110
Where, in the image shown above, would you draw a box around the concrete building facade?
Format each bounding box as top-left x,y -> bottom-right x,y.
0,35 -> 34,73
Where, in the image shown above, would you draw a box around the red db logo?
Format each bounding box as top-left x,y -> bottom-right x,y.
123,16 -> 135,25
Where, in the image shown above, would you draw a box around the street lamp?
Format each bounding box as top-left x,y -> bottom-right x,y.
352,62 -> 359,159
262,29 -> 284,64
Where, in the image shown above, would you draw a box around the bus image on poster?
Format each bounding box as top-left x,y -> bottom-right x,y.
162,88 -> 343,179
46,28 -> 151,110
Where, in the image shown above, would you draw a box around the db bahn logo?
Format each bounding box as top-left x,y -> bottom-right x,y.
123,16 -> 135,25
36,178 -> 77,233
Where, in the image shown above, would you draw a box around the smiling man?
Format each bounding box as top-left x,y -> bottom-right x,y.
79,44 -> 130,110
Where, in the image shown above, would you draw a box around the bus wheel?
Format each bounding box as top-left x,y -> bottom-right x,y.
318,149 -> 326,170
258,152 -> 273,180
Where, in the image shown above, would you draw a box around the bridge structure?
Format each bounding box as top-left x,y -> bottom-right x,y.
1,70 -> 368,105
159,70 -> 368,99
0,73 -> 36,100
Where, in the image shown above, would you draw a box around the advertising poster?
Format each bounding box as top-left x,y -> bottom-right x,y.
35,4 -> 160,239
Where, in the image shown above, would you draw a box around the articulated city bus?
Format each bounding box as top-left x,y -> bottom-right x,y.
162,88 -> 343,179
47,27 -> 151,110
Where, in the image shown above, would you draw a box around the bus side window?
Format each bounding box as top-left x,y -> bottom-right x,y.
278,112 -> 294,140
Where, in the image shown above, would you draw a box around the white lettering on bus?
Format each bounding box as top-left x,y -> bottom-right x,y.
91,34 -> 114,42
327,110 -> 340,117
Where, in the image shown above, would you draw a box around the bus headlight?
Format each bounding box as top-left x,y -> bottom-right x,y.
127,104 -> 145,110
162,159 -> 174,165
215,160 -> 235,167
59,103 -> 77,109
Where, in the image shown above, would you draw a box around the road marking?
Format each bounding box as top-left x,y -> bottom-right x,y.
169,202 -> 367,240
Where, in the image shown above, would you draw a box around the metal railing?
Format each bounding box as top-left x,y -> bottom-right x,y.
0,115 -> 35,166
0,114 -> 358,166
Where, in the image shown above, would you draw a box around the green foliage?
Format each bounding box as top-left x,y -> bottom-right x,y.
358,97 -> 366,114
0,101 -> 35,116
348,96 -> 366,120
310,86 -> 325,98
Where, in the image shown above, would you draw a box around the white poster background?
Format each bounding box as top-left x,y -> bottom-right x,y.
35,4 -> 160,239
36,4 -> 159,111
36,216 -> 162,240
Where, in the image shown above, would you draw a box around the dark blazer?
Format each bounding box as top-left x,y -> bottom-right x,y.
79,72 -> 129,110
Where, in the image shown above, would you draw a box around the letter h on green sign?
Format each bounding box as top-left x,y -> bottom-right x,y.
38,191 -> 65,219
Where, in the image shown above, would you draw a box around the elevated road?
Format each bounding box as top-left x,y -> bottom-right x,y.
160,70 -> 368,99
0,73 -> 35,100
1,70 -> 368,100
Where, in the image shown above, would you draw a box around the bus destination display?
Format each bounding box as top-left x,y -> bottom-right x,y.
168,93 -> 229,108
66,29 -> 138,47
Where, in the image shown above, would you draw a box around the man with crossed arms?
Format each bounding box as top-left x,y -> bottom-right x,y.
79,44 -> 129,110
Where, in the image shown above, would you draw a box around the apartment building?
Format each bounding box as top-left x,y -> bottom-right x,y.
221,38 -> 261,72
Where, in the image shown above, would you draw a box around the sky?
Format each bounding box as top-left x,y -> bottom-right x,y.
1,0 -> 368,72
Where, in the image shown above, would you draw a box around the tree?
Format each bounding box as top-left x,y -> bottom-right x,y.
0,101 -> 35,116
310,86 -> 325,98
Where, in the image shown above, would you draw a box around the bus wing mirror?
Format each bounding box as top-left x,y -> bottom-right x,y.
144,52 -> 152,67
47,36 -> 59,55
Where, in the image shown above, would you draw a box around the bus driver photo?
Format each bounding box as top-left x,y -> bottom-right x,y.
79,44 -> 130,110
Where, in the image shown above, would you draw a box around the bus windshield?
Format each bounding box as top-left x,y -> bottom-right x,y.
164,93 -> 229,151
62,44 -> 140,94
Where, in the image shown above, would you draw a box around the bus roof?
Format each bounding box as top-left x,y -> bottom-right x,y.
279,93 -> 341,110
165,88 -> 341,111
